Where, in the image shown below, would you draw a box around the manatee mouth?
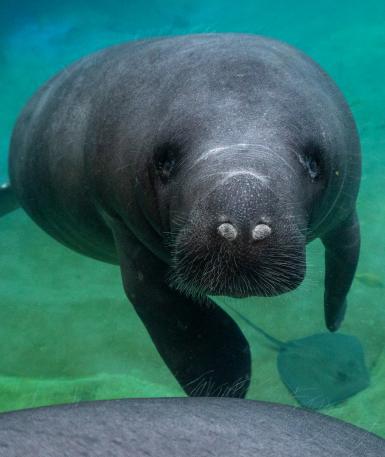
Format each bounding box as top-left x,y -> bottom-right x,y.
166,224 -> 306,301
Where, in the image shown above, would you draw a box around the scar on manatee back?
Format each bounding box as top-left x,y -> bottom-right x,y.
226,305 -> 370,410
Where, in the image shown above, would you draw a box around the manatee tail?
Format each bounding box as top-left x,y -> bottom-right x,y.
0,182 -> 19,217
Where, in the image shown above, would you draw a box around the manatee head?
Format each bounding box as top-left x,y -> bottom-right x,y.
148,138 -> 326,301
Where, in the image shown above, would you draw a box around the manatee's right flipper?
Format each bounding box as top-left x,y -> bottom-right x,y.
321,210 -> 360,332
0,183 -> 19,217
111,219 -> 251,397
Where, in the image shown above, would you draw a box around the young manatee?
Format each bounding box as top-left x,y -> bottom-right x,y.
1,33 -> 361,397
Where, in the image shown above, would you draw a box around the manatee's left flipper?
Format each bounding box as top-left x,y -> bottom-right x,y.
111,219 -> 251,397
321,210 -> 360,332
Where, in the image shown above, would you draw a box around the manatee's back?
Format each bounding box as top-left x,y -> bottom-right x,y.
0,398 -> 383,457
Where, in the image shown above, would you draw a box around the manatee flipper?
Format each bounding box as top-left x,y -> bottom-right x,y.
322,211 -> 360,332
0,183 -> 19,217
111,219 -> 251,397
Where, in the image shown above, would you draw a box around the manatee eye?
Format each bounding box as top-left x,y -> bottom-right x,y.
153,142 -> 179,183
306,155 -> 321,179
302,142 -> 323,180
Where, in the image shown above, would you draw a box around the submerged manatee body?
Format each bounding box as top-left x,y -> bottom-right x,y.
0,398 -> 383,457
6,34 -> 361,396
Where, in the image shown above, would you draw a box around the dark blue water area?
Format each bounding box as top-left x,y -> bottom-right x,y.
0,0 -> 384,437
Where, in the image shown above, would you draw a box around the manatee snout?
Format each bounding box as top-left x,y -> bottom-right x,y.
168,174 -> 306,299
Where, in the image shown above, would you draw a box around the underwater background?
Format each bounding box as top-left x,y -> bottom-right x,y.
0,0 -> 384,437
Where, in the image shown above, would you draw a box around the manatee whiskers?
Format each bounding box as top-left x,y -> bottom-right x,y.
168,252 -> 238,300
184,372 -> 250,398
167,211 -> 306,296
167,231 -> 305,300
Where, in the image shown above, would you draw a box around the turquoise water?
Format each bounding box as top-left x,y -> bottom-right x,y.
1,0 -> 384,437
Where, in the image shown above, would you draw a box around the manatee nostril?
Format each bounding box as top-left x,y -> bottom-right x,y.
252,223 -> 272,241
217,223 -> 238,241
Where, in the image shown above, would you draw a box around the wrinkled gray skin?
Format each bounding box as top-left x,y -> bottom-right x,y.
0,398 -> 383,457
8,34 -> 361,397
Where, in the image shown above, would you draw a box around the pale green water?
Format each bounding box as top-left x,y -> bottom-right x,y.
0,0 -> 384,437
